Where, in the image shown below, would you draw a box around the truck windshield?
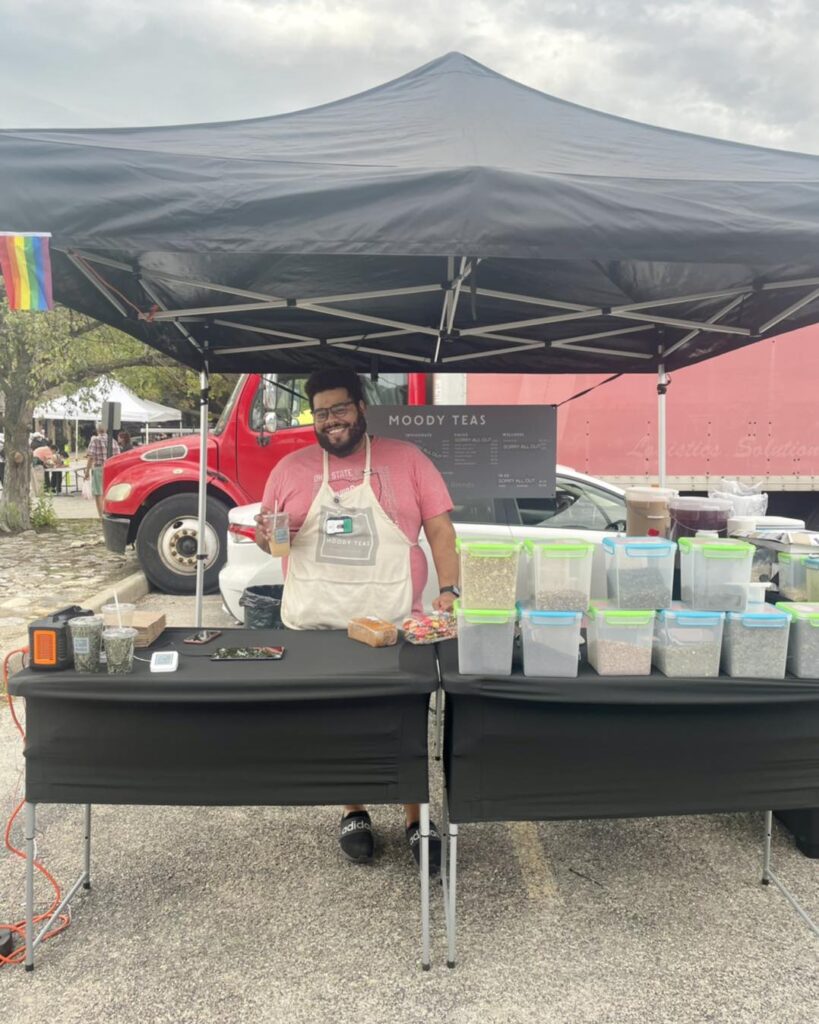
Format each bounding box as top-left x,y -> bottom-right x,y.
212,374 -> 247,436
271,373 -> 408,426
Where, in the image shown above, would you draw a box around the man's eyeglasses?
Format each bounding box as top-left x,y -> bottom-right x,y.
313,400 -> 356,424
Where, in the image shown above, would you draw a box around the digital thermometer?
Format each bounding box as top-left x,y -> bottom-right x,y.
150,651 -> 179,673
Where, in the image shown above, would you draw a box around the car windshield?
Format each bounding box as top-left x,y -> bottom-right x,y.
516,479 -> 626,531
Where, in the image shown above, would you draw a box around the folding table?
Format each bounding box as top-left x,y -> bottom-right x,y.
10,628 -> 438,970
438,640 -> 819,965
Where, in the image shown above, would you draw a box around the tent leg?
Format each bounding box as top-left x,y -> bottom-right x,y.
194,366 -> 209,630
657,356 -> 668,487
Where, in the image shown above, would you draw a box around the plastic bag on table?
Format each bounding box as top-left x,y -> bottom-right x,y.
402,612 -> 457,645
708,478 -> 768,517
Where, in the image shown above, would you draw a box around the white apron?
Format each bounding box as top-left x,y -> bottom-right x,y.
281,436 -> 414,630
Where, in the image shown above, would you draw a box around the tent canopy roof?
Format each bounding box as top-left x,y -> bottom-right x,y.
34,378 -> 182,424
3,52 -> 819,375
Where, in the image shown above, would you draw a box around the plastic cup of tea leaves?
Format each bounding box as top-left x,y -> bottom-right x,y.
103,627 -> 138,675
69,615 -> 104,673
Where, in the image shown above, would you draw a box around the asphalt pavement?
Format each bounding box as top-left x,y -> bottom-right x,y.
1,590 -> 816,1023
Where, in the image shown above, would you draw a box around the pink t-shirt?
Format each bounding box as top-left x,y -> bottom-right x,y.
261,436 -> 453,613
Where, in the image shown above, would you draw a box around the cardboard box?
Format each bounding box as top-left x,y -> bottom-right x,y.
132,610 -> 166,648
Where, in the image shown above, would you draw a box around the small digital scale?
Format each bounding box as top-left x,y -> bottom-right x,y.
150,651 -> 179,673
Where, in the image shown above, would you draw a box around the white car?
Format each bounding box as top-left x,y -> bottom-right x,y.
219,466 -> 627,622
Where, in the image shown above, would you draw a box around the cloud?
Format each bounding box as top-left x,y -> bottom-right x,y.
0,0 -> 817,153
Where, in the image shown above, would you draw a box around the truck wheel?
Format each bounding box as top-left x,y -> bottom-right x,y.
136,493 -> 230,595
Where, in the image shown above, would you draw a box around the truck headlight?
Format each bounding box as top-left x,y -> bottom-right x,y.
105,483 -> 133,502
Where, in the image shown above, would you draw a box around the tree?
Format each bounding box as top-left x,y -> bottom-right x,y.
0,290 -> 158,531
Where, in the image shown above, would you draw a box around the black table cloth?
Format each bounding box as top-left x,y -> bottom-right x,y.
10,629 -> 437,807
438,640 -> 819,825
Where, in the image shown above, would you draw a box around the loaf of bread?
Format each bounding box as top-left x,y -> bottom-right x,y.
347,616 -> 398,647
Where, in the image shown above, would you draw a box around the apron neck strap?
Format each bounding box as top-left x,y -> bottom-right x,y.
321,433 -> 372,484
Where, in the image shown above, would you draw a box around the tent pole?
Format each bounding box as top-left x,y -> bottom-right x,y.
657,350 -> 668,486
194,359 -> 210,630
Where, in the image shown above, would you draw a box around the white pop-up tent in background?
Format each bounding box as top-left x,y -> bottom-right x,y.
33,377 -> 184,451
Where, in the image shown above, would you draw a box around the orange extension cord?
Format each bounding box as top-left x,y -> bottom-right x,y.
1,647 -> 70,967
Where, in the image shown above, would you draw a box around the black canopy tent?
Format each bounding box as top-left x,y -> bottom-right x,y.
2,52 -> 819,377
3,51 -> 819,619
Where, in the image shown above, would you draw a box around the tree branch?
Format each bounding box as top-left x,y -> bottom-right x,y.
34,354 -> 167,403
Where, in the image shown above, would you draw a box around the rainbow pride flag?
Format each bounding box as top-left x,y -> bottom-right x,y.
0,232 -> 53,311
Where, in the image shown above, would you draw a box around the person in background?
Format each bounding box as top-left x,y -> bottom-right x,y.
256,368 -> 459,874
85,422 -> 120,517
117,430 -> 133,452
32,439 -> 64,494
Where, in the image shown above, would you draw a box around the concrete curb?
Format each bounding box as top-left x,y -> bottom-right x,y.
81,570 -> 150,612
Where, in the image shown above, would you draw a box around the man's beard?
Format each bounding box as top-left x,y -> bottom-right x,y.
315,411 -> 368,458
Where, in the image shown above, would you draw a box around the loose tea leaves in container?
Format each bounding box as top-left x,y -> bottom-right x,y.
69,615 -> 104,673
103,627 -> 137,675
655,641 -> 722,677
592,638 -> 652,675
615,570 -> 671,610
536,588 -> 589,612
694,585 -> 748,612
795,627 -> 819,675
461,553 -> 519,609
724,623 -> 788,677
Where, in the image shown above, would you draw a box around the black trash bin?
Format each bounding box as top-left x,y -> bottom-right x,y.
239,585 -> 284,629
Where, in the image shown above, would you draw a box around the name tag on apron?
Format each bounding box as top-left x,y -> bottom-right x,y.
325,516 -> 353,536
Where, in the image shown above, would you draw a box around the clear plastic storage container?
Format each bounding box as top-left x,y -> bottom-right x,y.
525,538 -> 594,612
679,538 -> 754,611
456,539 -> 522,611
519,607 -> 582,677
653,607 -> 725,678
602,536 -> 676,610
586,603 -> 655,676
777,552 -> 813,601
454,600 -> 516,676
721,606 -> 790,679
775,602 -> 819,679
669,497 -> 732,540
805,557 -> 819,602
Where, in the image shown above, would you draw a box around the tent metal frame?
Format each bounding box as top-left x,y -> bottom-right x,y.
63,248 -> 819,367
58,247 -> 819,621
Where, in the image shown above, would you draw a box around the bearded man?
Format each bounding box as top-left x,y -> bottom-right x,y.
255,368 -> 459,873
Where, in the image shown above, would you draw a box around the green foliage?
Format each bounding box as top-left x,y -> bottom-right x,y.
115,364 -> 240,421
30,491 -> 58,530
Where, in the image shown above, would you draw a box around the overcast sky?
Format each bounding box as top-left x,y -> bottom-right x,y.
1,0 -> 818,154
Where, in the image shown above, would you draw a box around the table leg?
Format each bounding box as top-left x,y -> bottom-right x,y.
761,810 -> 819,936
420,803 -> 431,970
440,788 -> 453,961
434,689 -> 444,761
83,805 -> 92,889
761,810 -> 772,885
446,816 -> 458,969
24,802 -> 35,972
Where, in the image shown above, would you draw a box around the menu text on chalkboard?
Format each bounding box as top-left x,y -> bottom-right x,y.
366,405 -> 556,500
